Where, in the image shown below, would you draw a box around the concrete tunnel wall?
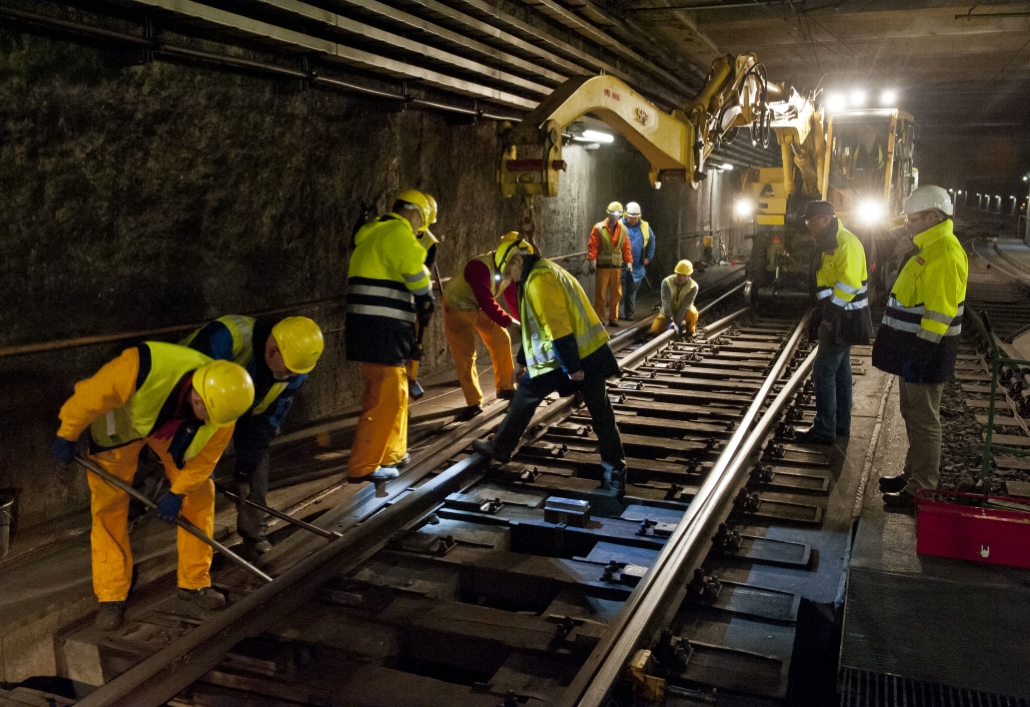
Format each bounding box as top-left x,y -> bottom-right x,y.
0,32 -> 744,531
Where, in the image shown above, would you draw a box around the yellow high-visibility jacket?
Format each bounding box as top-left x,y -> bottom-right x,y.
813,222 -> 873,345
872,219 -> 968,383
519,259 -> 609,377
346,213 -> 432,366
57,342 -> 233,494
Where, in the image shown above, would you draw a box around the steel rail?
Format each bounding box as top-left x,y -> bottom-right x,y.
70,272 -> 749,706
561,311 -> 811,707
696,280 -> 748,318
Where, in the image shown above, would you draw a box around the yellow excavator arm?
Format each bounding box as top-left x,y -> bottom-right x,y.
500,54 -> 769,198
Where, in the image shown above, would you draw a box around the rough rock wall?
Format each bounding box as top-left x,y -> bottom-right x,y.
0,33 -> 735,528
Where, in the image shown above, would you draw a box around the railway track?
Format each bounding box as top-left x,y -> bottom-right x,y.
62,277 -> 856,707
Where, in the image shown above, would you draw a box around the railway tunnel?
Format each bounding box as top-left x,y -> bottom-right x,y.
1,1 -> 1030,705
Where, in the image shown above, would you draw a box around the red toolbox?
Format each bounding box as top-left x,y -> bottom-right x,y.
916,489 -> 1030,569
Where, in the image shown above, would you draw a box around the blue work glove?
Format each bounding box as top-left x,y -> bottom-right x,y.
157,492 -> 185,523
51,437 -> 77,463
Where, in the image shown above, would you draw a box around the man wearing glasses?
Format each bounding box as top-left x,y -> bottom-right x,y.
795,201 -> 872,446
872,186 -> 968,509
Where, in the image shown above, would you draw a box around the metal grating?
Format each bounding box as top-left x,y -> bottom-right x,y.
839,668 -> 1030,707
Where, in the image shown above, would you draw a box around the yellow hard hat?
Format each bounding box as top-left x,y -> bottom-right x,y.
271,316 -> 324,374
607,201 -> 624,216
192,360 -> 255,427
495,236 -> 535,271
395,189 -> 432,229
674,259 -> 694,276
499,230 -> 521,243
425,195 -> 438,229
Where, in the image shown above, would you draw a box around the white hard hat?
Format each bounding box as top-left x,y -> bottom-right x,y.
625,202 -> 642,217
903,185 -> 953,217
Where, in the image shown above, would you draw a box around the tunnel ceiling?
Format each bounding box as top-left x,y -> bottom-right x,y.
612,0 -> 1030,191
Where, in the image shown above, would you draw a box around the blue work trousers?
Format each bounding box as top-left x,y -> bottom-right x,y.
620,270 -> 642,320
811,330 -> 852,438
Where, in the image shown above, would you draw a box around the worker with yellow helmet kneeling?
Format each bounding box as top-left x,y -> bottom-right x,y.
651,260 -> 699,336
442,232 -> 523,418
51,344 -> 255,631
183,315 -> 324,561
472,241 -> 629,495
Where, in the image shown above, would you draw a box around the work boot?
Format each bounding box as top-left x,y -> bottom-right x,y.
458,404 -> 483,421
236,538 -> 272,562
602,464 -> 627,496
472,438 -> 511,463
178,587 -> 226,612
608,320 -> 619,328
497,389 -> 516,401
882,489 -> 916,510
348,468 -> 400,484
395,454 -> 412,469
878,473 -> 907,494
793,427 -> 835,445
94,601 -> 126,631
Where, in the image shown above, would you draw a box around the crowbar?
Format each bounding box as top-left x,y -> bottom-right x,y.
216,483 -> 342,540
75,456 -> 273,584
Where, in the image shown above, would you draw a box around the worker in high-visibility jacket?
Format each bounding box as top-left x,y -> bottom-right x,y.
587,201 -> 633,327
417,194 -> 440,270
50,344 -> 254,630
620,202 -> 656,321
346,189 -> 434,487
472,240 -> 628,494
651,260 -> 699,336
183,315 -> 324,561
442,232 -> 522,417
794,201 -> 873,446
873,186 -> 968,509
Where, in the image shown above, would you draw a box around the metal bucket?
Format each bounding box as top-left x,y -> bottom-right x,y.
0,494 -> 13,560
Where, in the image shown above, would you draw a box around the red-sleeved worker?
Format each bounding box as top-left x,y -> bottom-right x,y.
50,343 -> 255,630
442,232 -> 524,418
587,201 -> 633,327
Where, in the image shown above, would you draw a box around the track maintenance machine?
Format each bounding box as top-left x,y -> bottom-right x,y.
735,89 -> 918,305
497,54 -> 775,250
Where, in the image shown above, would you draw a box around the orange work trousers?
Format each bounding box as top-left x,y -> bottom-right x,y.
443,305 -> 515,406
87,438 -> 216,603
650,305 -> 699,335
349,363 -> 408,478
594,267 -> 622,322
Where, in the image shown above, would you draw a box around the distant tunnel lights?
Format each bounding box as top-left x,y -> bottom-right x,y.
576,129 -> 614,144
850,89 -> 867,107
879,89 -> 898,106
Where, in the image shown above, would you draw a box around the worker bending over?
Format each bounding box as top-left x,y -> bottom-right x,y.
183,315 -> 324,561
442,232 -> 521,418
473,241 -> 629,494
51,344 -> 254,630
794,201 -> 872,446
346,189 -> 434,488
873,186 -> 968,509
651,260 -> 699,336
587,201 -> 633,327
620,202 -> 656,321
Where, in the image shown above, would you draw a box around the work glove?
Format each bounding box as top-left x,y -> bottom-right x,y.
156,492 -> 185,523
231,478 -> 252,504
51,436 -> 77,464
587,260 -> 597,274
669,322 -> 681,337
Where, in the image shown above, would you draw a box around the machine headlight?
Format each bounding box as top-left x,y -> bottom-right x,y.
857,199 -> 885,225
734,198 -> 755,219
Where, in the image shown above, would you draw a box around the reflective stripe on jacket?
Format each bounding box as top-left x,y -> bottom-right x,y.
872,219 -> 968,383
346,214 -> 432,366
59,342 -> 222,465
519,259 -> 609,377
813,222 -> 873,345
444,253 -> 504,311
588,221 -> 633,268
